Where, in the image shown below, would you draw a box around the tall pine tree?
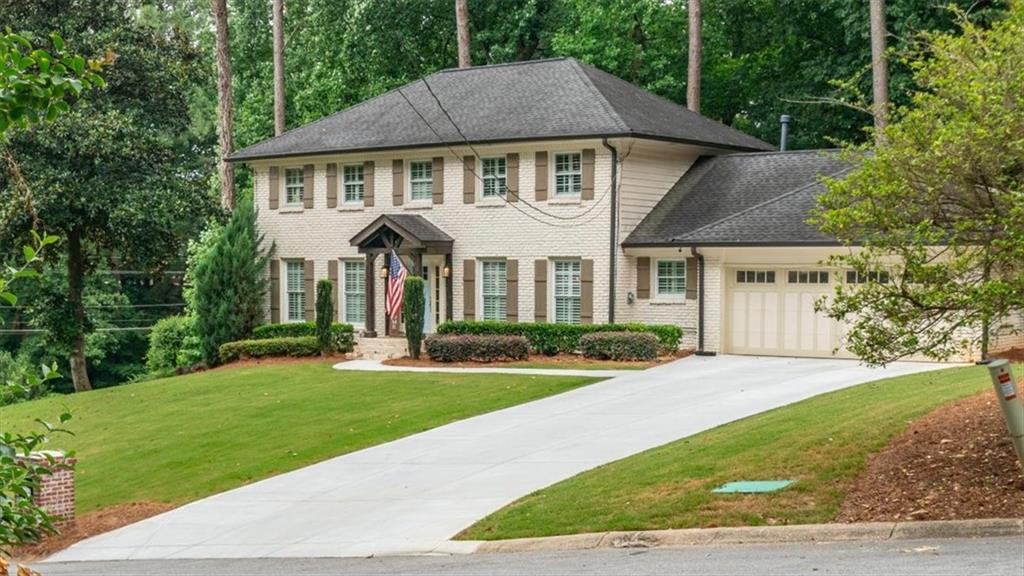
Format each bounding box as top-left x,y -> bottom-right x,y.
192,195 -> 272,364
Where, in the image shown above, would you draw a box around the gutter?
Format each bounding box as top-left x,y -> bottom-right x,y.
603,138 -> 618,323
690,246 -> 714,356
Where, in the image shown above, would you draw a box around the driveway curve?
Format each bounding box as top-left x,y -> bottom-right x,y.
48,355 -> 946,562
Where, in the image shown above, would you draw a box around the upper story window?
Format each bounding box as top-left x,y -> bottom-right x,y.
656,260 -> 686,296
736,270 -> 775,284
788,270 -> 830,284
553,260 -> 581,324
846,270 -> 891,284
284,168 -> 304,205
481,157 -> 507,198
409,160 -> 433,201
480,260 -> 507,321
554,152 -> 582,196
343,165 -> 364,203
286,261 -> 305,322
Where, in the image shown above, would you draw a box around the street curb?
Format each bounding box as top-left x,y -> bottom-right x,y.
471,518 -> 1024,554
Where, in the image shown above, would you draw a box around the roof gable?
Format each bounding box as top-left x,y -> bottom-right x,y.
229,58 -> 771,161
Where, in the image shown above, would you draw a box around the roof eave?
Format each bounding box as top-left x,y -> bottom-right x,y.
621,239 -> 844,248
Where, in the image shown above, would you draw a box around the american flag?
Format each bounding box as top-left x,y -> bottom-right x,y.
385,250 -> 408,319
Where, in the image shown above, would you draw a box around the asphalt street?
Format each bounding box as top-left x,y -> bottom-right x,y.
31,536 -> 1024,576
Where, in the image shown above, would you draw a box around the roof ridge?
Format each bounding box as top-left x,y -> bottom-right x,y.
565,59 -> 630,133
436,57 -> 570,74
718,148 -> 842,158
674,165 -> 853,242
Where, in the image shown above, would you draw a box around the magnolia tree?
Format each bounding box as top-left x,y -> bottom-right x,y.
814,7 -> 1024,364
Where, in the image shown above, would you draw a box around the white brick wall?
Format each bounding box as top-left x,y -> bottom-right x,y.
253,139 -> 615,332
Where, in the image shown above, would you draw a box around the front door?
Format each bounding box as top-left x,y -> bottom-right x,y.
421,264 -> 433,334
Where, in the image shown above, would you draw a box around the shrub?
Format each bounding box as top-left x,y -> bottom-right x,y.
251,322 -> 354,353
580,331 -> 659,361
315,279 -> 334,354
425,335 -> 530,362
146,315 -> 193,373
436,321 -> 682,355
403,276 -> 425,359
218,336 -> 320,364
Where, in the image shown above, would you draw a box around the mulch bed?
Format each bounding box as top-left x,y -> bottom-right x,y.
9,502 -> 174,562
837,390 -> 1024,523
994,347 -> 1024,363
383,350 -> 692,370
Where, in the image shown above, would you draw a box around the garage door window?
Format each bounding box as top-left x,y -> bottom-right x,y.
736,270 -> 775,284
787,270 -> 830,284
846,270 -> 891,284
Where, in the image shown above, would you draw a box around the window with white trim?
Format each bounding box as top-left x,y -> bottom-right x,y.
553,260 -> 581,324
656,260 -> 686,296
788,270 -> 830,284
553,152 -> 582,196
343,165 -> 364,203
343,261 -> 365,324
284,168 -> 304,205
409,160 -> 433,201
735,270 -> 776,284
846,270 -> 891,284
480,260 -> 507,321
286,261 -> 305,322
481,157 -> 507,198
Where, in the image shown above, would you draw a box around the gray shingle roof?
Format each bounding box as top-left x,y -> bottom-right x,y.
228,58 -> 772,161
624,150 -> 853,247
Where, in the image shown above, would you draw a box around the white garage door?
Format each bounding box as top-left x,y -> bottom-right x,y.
726,268 -> 852,358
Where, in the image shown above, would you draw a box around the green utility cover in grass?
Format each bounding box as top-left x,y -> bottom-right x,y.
712,480 -> 794,494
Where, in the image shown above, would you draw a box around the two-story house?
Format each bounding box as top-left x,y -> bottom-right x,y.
228,57 -> 1021,360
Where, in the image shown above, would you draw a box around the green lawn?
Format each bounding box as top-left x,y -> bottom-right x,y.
461,364 -> 1009,540
0,361 -> 599,513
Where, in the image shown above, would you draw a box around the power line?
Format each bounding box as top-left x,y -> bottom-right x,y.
0,303 -> 185,310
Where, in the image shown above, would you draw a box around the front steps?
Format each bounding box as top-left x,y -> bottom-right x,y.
353,336 -> 409,361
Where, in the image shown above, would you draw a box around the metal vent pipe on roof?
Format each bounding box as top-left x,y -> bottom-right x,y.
779,114 -> 792,151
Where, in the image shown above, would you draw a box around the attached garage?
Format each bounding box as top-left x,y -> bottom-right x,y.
725,267 -> 853,358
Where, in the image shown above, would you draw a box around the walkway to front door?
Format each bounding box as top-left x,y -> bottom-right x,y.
47,356 -> 946,562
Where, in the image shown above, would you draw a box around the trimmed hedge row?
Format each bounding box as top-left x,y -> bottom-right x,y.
425,335 -> 530,363
436,321 -> 682,355
252,322 -> 355,353
580,331 -> 659,361
219,336 -> 320,364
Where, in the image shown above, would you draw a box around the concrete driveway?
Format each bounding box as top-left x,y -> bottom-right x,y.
48,355 -> 946,562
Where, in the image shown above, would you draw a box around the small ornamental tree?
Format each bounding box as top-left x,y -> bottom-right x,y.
814,6 -> 1024,364
193,195 -> 273,364
403,276 -> 425,359
316,279 -> 334,354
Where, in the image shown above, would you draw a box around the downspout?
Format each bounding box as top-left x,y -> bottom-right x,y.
691,246 -> 713,356
603,138 -> 618,323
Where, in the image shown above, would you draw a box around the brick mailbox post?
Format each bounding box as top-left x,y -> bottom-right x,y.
17,450 -> 77,527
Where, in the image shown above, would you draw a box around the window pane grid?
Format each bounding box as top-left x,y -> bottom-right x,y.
285,168 -> 304,205
343,165 -> 364,203
482,157 -> 507,198
481,261 -> 507,321
736,270 -> 776,284
344,261 -> 365,323
410,161 -> 432,201
554,153 -> 582,196
656,260 -> 686,295
788,270 -> 830,284
286,261 -> 304,321
553,260 -> 581,324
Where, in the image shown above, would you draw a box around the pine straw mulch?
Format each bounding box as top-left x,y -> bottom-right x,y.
8,502 -> 174,563
837,390 -> 1024,523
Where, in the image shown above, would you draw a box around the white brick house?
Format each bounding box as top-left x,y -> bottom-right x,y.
230,58 -> 1018,360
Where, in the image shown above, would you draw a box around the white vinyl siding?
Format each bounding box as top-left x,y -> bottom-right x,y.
343,165 -> 364,203
481,157 -> 507,198
286,261 -> 305,322
656,260 -> 686,296
553,152 -> 582,196
284,168 -> 304,205
409,160 -> 433,201
480,260 -> 507,321
343,261 -> 366,324
553,260 -> 581,324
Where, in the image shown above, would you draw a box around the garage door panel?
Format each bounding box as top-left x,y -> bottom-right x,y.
763,292 -> 779,350
731,291 -> 747,349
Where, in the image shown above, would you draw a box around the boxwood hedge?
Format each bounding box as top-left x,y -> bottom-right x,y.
252,322 -> 354,353
218,336 -> 320,363
436,321 -> 681,355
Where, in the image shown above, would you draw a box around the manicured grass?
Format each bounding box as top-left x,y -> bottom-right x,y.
0,361 -> 599,513
461,364 -> 1009,540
